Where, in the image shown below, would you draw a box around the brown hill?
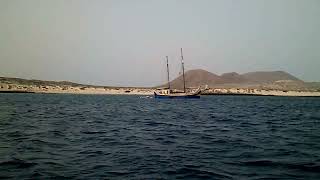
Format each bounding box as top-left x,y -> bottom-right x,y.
165,69 -> 221,89
242,71 -> 302,84
263,80 -> 307,91
161,69 -> 304,89
220,72 -> 248,84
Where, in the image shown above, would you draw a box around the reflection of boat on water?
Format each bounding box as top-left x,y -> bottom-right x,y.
154,48 -> 201,99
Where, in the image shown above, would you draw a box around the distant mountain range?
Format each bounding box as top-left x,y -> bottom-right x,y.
161,69 -> 316,90
0,70 -> 319,91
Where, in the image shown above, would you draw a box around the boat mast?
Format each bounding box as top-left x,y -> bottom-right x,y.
166,56 -> 170,90
180,48 -> 186,93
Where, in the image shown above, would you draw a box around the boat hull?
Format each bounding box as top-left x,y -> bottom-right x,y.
154,92 -> 200,99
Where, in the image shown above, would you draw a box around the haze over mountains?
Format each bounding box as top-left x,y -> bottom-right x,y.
164,69 -> 309,90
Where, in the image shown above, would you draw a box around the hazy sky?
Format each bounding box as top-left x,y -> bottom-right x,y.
1,0 -> 319,86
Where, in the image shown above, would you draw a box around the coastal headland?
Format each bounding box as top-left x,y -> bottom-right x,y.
1,69 -> 320,96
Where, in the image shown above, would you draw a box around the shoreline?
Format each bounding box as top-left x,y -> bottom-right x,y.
1,88 -> 320,97
1,82 -> 320,97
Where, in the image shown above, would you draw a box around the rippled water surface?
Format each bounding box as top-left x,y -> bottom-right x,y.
0,94 -> 320,179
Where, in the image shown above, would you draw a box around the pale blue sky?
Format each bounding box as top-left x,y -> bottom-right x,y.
0,0 -> 319,86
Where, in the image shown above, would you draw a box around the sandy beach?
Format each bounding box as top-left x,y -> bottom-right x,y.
202,88 -> 320,97
1,83 -> 320,97
0,83 -> 154,95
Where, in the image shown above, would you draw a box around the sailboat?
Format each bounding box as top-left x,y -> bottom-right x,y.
154,48 -> 201,99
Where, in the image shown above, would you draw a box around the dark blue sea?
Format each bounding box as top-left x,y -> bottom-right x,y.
0,94 -> 319,179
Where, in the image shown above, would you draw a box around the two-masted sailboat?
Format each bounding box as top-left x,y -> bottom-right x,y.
154,48 -> 201,99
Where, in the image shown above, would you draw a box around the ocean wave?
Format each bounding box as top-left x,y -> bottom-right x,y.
0,158 -> 37,168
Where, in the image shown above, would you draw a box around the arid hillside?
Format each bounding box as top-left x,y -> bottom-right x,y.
161,69 -> 318,91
